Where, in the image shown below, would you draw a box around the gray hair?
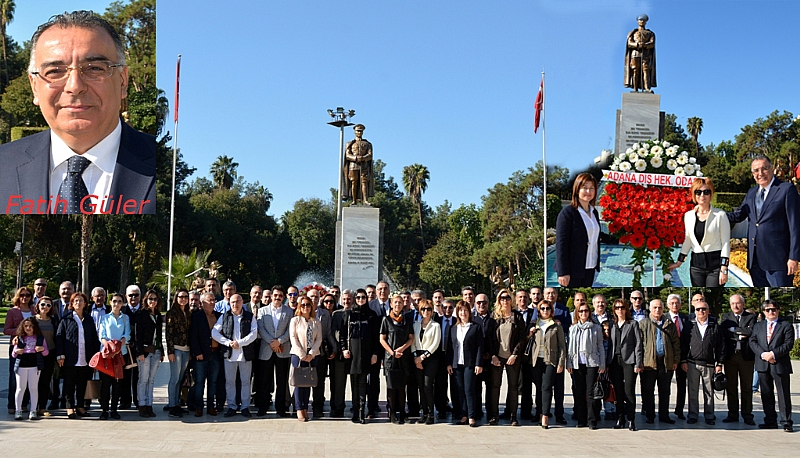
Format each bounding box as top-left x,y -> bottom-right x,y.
223,280 -> 236,289
200,292 -> 216,302
29,10 -> 127,73
592,294 -> 606,302
751,154 -> 772,168
411,289 -> 426,298
341,289 -> 354,297
730,294 -> 745,304
666,293 -> 681,304
91,286 -> 106,296
125,284 -> 141,296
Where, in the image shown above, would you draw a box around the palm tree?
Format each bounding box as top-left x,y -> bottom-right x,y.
686,117 -> 703,155
402,163 -> 430,252
0,0 -> 14,89
148,248 -> 214,295
210,155 -> 238,189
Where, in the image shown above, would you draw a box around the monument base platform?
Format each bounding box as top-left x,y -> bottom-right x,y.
615,92 -> 663,154
334,206 -> 384,292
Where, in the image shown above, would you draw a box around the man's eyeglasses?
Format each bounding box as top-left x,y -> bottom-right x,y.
287,292 -> 298,297
476,301 -> 488,305
32,61 -> 124,86
35,283 -> 47,287
695,307 -> 708,312
630,297 -> 643,301
763,308 -> 778,313
128,294 -> 139,298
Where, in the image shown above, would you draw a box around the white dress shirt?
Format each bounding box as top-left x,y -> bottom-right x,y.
74,313 -> 87,367
212,313 -> 258,362
579,205 -> 600,269
50,120 -> 121,213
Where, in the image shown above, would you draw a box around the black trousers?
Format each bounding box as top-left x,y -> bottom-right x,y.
119,365 -> 138,408
674,362 -> 687,415
610,356 -> 637,420
641,357 -> 672,421
367,360 -> 381,414
572,364 -> 600,425
61,365 -> 92,410
724,352 -> 754,421
406,364 -> 420,415
474,363 -> 491,418
490,358 -> 520,419
312,355 -> 333,414
350,372 -> 368,416
99,372 -> 121,412
532,358 -> 556,416
520,361 -> 535,417
258,354 -> 289,413
690,265 -> 721,287
37,354 -> 56,411
331,359 -> 348,415
553,366 -> 566,418
433,354 -> 453,415
758,366 -> 793,426
414,357 -> 439,417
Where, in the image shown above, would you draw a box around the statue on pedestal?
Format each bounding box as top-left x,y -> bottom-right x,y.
343,124 -> 374,205
624,14 -> 657,93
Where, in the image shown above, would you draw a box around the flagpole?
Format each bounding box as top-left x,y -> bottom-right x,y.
167,54 -> 181,311
541,71 -> 547,287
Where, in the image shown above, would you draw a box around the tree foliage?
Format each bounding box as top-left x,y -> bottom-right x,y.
284,198 -> 336,269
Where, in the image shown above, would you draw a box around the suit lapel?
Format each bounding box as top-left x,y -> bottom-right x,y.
17,133 -> 51,206
108,122 -> 156,205
757,179 -> 781,222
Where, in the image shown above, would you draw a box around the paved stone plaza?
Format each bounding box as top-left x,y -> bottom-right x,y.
1,335 -> 798,456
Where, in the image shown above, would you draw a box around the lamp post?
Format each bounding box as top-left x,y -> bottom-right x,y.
327,107 -> 355,221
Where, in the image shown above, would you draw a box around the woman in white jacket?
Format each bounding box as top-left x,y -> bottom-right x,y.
566,303 -> 606,429
410,299 -> 441,425
669,177 -> 731,286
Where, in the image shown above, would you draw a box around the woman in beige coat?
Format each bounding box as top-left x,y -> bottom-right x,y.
289,296 -> 322,421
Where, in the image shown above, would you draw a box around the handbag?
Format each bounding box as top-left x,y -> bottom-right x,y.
590,375 -> 606,400
603,372 -> 616,403
84,379 -> 101,400
290,362 -> 317,388
123,345 -> 138,369
89,352 -> 116,378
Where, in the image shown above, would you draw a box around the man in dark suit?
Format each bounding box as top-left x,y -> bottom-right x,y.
544,287 -> 571,424
720,294 -> 757,425
516,289 -> 538,420
728,155 -> 800,286
666,293 -> 691,420
434,299 -> 459,420
749,300 -> 794,432
53,280 -> 75,320
1,11 -> 155,215
367,281 -> 391,417
472,293 -> 497,421
119,284 -> 142,410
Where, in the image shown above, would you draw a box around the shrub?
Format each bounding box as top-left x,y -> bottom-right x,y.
791,338 -> 800,360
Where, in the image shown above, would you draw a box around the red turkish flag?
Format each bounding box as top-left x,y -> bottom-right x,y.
534,76 -> 543,134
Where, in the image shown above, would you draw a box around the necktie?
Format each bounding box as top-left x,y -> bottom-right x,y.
673,315 -> 681,337
767,321 -> 774,343
58,155 -> 92,214
442,318 -> 449,345
756,188 -> 766,219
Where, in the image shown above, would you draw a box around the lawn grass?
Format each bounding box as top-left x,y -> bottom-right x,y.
0,306 -> 8,329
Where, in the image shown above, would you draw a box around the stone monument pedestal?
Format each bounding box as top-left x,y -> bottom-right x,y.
334,206 -> 384,292
615,92 -> 664,154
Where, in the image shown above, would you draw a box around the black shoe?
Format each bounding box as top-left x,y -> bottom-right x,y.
555,416 -> 568,425
68,413 -> 77,419
110,411 -> 121,420
722,417 -> 738,423
628,421 -> 637,431
498,412 -> 511,420
510,416 -> 519,427
488,416 -> 498,426
223,408 -> 236,418
676,412 -> 686,420
576,423 -> 588,428
330,411 -> 344,418
659,416 -> 675,424
589,423 -> 598,430
163,405 -> 171,411
351,415 -> 360,423
168,407 -> 183,418
784,424 -> 793,432
277,411 -> 291,418
437,412 -> 447,420
77,410 -> 91,417
744,418 -> 756,426
419,414 -> 428,424
99,412 -> 109,420
426,416 -> 435,425
312,411 -> 323,419
614,416 -> 626,429
687,418 -> 698,424
397,415 -> 405,425
257,409 -> 267,417
241,408 -> 252,418
706,419 -> 715,425
759,423 -> 779,429
645,419 -> 654,424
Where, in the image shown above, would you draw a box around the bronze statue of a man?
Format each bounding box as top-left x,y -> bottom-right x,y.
343,124 -> 374,205
624,14 -> 656,93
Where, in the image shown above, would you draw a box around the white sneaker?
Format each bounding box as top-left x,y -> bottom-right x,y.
29,411 -> 40,420
14,411 -> 23,420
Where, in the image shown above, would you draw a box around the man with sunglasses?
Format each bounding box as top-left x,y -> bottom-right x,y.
749,300 -> 794,432
311,288 -> 338,418
33,278 -> 48,305
1,11 -> 155,214
119,284 -> 142,410
367,282 -> 391,416
543,287 -> 571,424
728,155 -> 800,286
517,289 -> 538,421
629,290 -> 648,322
682,299 -> 725,425
666,293 -> 691,420
434,299 -> 459,420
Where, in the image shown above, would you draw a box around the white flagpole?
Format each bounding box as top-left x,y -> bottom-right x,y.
167,55 -> 181,310
541,71 -> 547,286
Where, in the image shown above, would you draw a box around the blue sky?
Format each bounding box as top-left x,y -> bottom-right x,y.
13,1 -> 800,219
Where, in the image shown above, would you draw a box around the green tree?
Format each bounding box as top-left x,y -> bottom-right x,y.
686,116 -> 703,155
1,74 -> 46,127
210,155 -> 238,189
0,0 -> 14,88
402,163 -> 430,252
283,198 -> 336,269
104,0 -> 155,92
148,248 -> 213,295
418,231 -> 476,295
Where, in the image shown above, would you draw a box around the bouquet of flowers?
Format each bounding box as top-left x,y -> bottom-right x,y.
301,282 -> 327,295
600,139 -> 697,286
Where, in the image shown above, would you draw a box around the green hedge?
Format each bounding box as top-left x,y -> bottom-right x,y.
10,126 -> 49,142
714,192 -> 745,209
791,338 -> 800,360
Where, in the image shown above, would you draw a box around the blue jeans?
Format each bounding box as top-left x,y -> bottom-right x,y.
292,355 -> 317,411
454,365 -> 478,419
194,353 -> 221,410
167,349 -> 190,408
137,351 -> 161,407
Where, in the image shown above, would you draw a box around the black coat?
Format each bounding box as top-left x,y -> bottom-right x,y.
446,322 -> 484,369
683,318 -> 725,366
719,311 -> 756,361
55,310 -> 100,367
749,319 -> 795,375
555,205 -> 616,277
434,314 -> 456,354
473,312 -> 498,368
132,309 -> 163,358
189,309 -> 221,361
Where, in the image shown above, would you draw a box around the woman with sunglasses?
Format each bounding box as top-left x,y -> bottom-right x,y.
289,296 -> 322,421
165,288 -> 192,418
56,292 -> 100,419
34,296 -> 58,416
566,302 -> 606,429
608,298 -> 643,431
488,289 -> 525,426
529,300 -> 566,429
379,295 -> 415,424
5,286 -> 35,415
410,299 -> 441,424
668,177 -> 731,286
133,290 -> 164,418
446,301 -> 484,427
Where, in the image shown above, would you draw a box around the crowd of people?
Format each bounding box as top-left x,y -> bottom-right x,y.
3,280 -> 795,432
